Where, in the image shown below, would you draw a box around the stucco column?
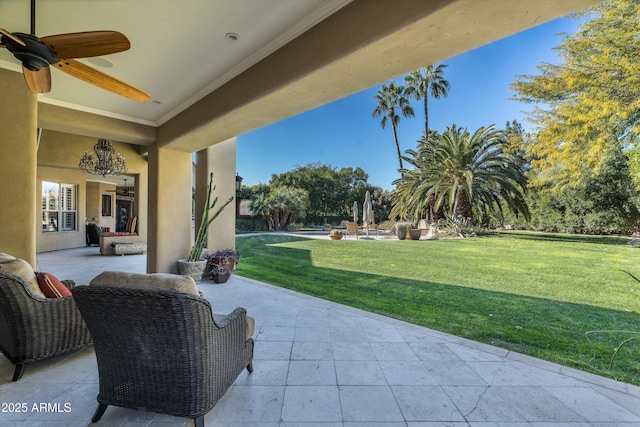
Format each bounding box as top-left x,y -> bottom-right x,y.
195,137 -> 237,253
147,143 -> 192,273
0,69 -> 37,266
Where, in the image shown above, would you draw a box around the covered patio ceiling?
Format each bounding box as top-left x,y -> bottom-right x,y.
0,0 -> 596,151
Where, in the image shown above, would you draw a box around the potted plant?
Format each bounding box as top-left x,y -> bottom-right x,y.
408,223 -> 422,240
210,264 -> 231,284
177,172 -> 233,282
204,249 -> 241,273
395,222 -> 408,240
329,229 -> 343,240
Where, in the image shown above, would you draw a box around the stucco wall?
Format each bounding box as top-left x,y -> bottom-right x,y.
86,181 -> 117,231
37,166 -> 88,252
36,129 -> 148,252
195,138 -> 237,254
0,69 -> 38,265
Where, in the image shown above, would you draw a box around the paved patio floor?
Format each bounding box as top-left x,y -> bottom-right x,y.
1,246 -> 640,426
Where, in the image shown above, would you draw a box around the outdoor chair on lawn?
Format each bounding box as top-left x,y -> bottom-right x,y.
365,223 -> 379,238
345,221 -> 360,239
72,271 -> 254,427
0,253 -> 92,382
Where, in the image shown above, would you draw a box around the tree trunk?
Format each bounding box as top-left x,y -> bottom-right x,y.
424,91 -> 429,137
273,212 -> 281,231
455,188 -> 473,220
391,122 -> 403,171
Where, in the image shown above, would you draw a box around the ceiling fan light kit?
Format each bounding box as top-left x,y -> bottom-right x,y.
79,139 -> 128,177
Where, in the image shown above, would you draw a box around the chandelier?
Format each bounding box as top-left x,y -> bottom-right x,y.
79,139 -> 128,176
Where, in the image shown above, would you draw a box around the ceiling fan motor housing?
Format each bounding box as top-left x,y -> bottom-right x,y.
1,32 -> 59,71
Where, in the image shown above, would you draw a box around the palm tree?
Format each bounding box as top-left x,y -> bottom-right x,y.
404,64 -> 450,136
372,81 -> 414,171
391,124 -> 530,223
250,186 -> 308,231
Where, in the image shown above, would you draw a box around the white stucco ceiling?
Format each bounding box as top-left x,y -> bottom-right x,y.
0,0 -> 350,126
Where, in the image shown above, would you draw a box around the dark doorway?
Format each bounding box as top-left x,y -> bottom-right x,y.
116,198 -> 132,232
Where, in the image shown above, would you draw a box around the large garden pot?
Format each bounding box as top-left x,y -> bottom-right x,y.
177,259 -> 207,283
396,229 -> 407,240
409,229 -> 422,240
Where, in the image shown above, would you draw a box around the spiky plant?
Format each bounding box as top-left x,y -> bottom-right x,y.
188,172 -> 234,262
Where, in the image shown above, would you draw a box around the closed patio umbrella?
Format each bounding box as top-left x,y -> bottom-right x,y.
362,191 -> 373,237
352,201 -> 358,224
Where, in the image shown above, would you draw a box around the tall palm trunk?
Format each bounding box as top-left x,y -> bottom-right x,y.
391,122 -> 403,170
455,188 -> 473,219
423,93 -> 429,137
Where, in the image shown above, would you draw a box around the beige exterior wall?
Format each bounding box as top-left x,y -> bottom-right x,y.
37,166 -> 87,252
147,144 -> 192,274
35,129 -> 148,252
86,181 -> 117,231
195,138 -> 237,254
0,69 -> 38,266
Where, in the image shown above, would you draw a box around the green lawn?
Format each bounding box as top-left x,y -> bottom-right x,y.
234,231 -> 640,385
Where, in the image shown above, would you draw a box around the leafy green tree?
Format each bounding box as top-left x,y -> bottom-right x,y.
250,186 -> 308,231
622,133 -> 640,190
404,63 -> 450,136
511,0 -> 640,185
391,124 -> 530,223
372,81 -> 414,171
271,163 -> 377,224
272,163 -> 344,224
504,144 -> 640,234
370,187 -> 392,224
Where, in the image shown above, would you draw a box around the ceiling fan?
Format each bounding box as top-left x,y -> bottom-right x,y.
107,178 -> 135,197
0,0 -> 149,102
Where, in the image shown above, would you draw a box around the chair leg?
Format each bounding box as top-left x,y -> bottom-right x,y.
92,403 -> 108,423
246,362 -> 253,373
12,364 -> 25,382
194,415 -> 204,427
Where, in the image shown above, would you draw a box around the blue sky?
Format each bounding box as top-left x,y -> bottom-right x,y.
237,14 -> 583,191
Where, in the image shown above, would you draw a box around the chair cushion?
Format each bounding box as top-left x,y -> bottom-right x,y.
0,257 -> 45,298
125,216 -> 137,233
0,252 -> 16,263
37,272 -> 72,298
90,271 -> 199,296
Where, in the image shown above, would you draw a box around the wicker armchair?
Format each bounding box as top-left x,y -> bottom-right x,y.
0,272 -> 92,381
86,223 -> 103,246
72,276 -> 254,427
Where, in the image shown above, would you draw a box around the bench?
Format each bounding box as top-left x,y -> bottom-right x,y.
111,242 -> 147,255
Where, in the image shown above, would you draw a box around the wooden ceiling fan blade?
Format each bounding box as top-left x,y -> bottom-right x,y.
53,58 -> 149,102
39,31 -> 130,58
0,28 -> 26,46
23,65 -> 51,93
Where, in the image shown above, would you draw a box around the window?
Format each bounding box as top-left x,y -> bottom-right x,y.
42,181 -> 77,232
102,194 -> 112,217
